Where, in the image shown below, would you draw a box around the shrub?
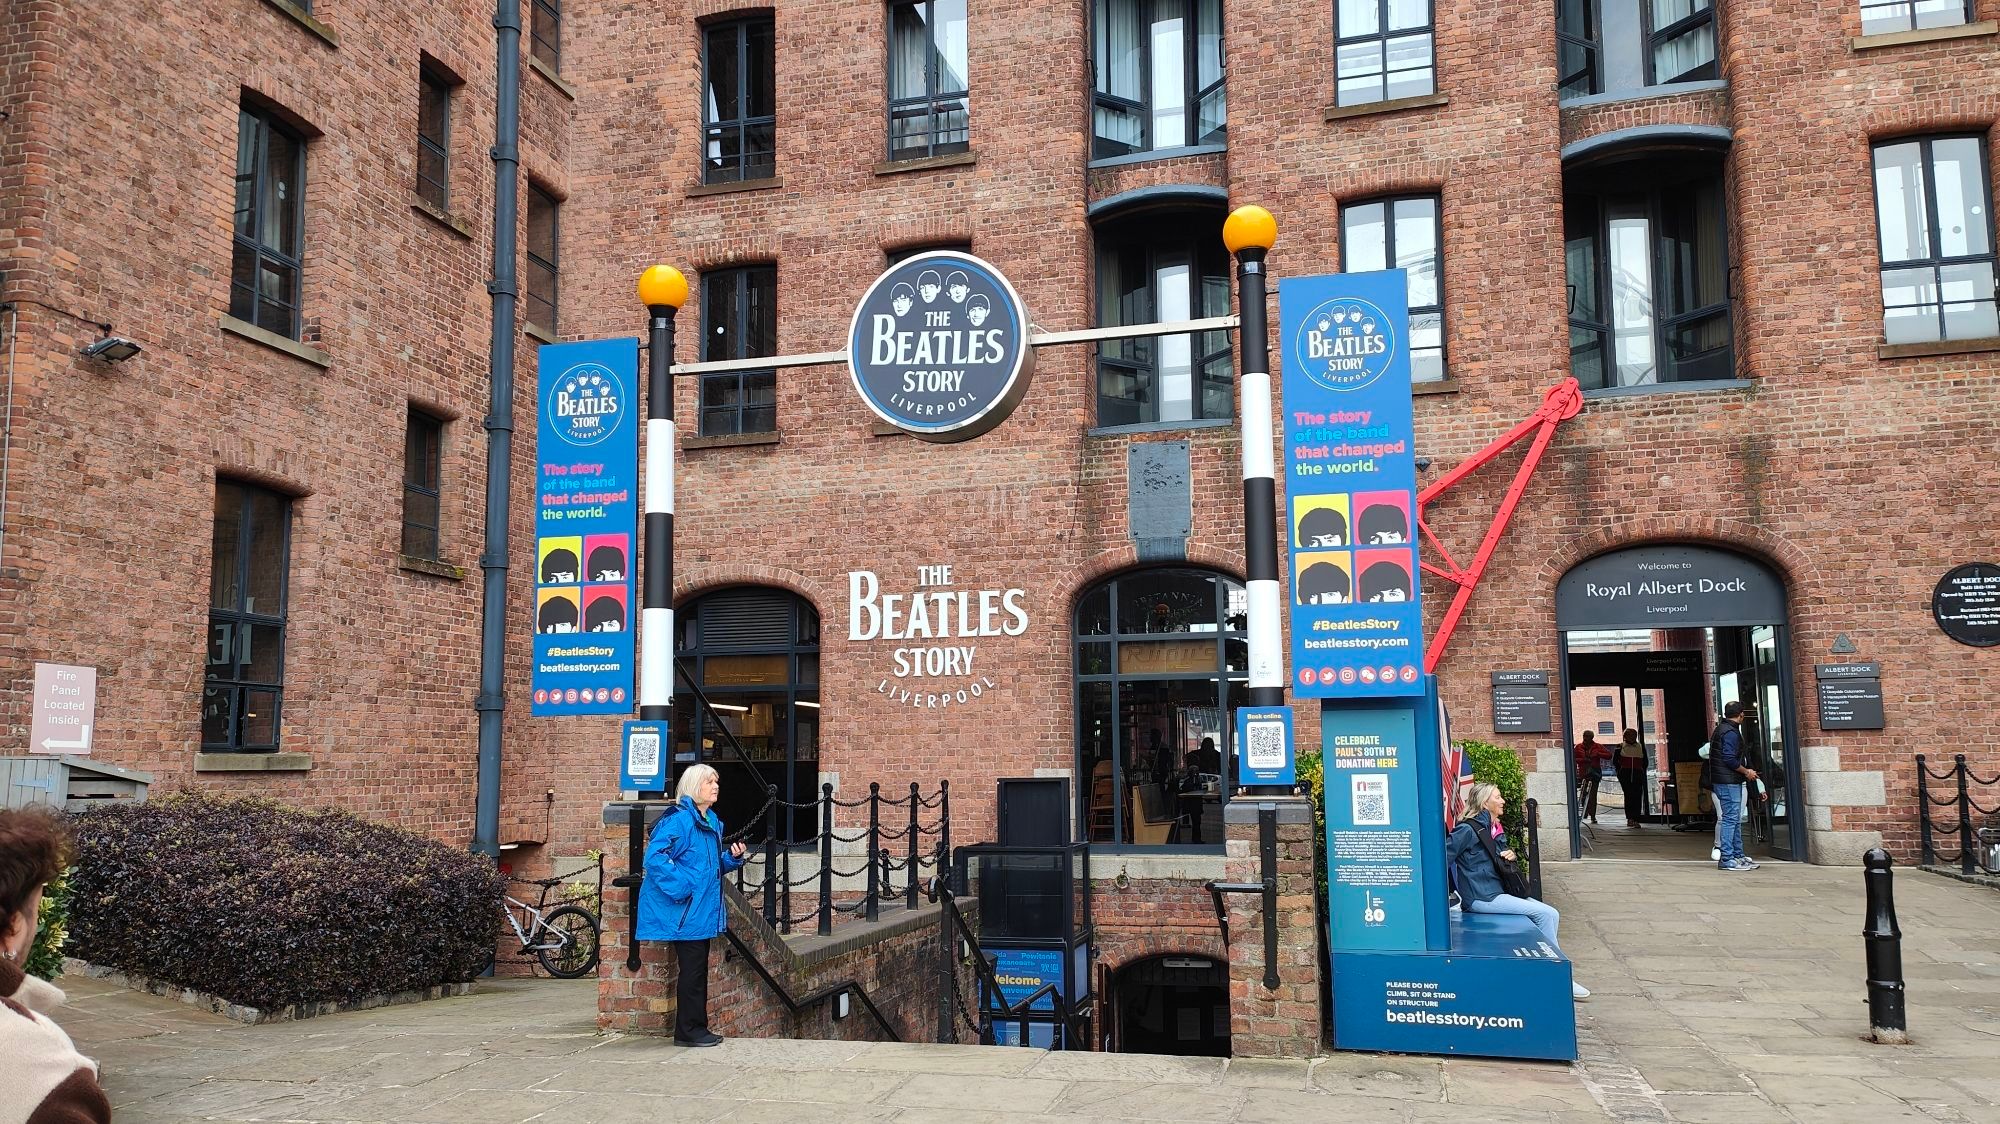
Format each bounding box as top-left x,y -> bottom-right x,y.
66,793 -> 503,1010
1296,748 -> 1328,903
26,867 -> 71,982
1460,739 -> 1528,852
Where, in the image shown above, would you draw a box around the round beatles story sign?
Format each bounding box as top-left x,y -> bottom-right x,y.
846,251 -> 1035,442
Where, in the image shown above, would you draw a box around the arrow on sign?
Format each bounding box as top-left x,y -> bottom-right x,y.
41,724 -> 91,752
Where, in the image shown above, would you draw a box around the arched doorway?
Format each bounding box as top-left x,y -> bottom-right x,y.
671,586 -> 820,842
1106,954 -> 1230,1056
1554,544 -> 1803,861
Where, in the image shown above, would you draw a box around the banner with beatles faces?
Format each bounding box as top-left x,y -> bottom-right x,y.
1278,271 -> 1426,698
531,338 -> 640,717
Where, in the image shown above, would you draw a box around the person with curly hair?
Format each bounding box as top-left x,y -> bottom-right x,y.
1,807 -> 110,1124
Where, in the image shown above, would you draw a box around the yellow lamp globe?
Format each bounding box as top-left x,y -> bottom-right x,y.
1222,206 -> 1278,254
637,265 -> 688,310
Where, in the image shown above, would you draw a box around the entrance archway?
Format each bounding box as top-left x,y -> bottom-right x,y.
1554,544 -> 1804,861
1106,954 -> 1230,1056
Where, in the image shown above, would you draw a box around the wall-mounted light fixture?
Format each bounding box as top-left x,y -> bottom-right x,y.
81,335 -> 142,363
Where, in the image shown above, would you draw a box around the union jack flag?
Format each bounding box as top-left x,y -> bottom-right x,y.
1439,697 -> 1474,827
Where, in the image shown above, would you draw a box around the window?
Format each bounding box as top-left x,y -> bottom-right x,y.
1596,721 -> 1616,735
1334,0 -> 1435,107
526,186 -> 559,332
402,408 -> 444,559
1557,0 -> 1716,100
888,0 -> 969,160
889,242 -> 973,265
204,482 -> 291,753
1095,208 -> 1232,427
416,67 -> 453,210
1872,136 -> 1997,345
700,266 -> 778,436
1092,0 -> 1225,159
1643,720 -> 1658,733
1076,568 -> 1247,849
230,101 -> 306,339
673,588 -> 820,837
703,17 -> 777,184
1595,694 -> 1614,707
1860,0 -> 1973,35
1566,152 -> 1733,389
1341,195 -> 1445,382
531,0 -> 561,71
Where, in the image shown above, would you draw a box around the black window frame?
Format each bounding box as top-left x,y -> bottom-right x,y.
1596,721 -> 1617,735
1870,134 -> 1999,345
1074,566 -> 1248,852
526,184 -> 560,333
402,407 -> 445,560
1595,694 -> 1614,707
886,0 -> 970,162
1090,0 -> 1227,160
1093,210 -> 1234,429
1858,0 -> 1972,35
203,481 -> 292,754
230,101 -> 307,340
416,65 -> 453,211
531,0 -> 561,71
1339,193 -> 1446,382
1333,0 -> 1437,108
1556,0 -> 1718,99
702,16 -> 778,185
700,265 -> 778,437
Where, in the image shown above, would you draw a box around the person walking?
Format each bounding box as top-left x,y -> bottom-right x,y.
1709,702 -> 1759,871
1,808 -> 112,1124
638,764 -> 747,1046
1615,727 -> 1647,827
1573,730 -> 1610,824
1447,783 -> 1590,999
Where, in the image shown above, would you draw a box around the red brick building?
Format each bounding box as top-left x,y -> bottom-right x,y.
3,0 -> 1998,1054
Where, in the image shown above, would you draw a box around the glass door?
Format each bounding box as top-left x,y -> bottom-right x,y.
1748,625 -> 1794,860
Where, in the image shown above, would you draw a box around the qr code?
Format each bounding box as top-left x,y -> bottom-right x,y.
1351,775 -> 1390,826
1245,720 -> 1285,769
627,731 -> 661,777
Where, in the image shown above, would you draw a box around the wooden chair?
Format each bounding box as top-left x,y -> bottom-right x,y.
1129,782 -> 1178,845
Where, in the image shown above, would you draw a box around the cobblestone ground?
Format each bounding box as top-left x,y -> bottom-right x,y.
58,861 -> 2000,1123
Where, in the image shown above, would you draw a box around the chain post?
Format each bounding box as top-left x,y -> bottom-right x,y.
1916,755 -> 1933,866
819,781 -> 836,936
1862,848 -> 1909,1043
907,781 -> 922,911
867,782 -> 882,922
763,785 -> 779,926
1957,754 -> 1975,876
939,778 -> 951,864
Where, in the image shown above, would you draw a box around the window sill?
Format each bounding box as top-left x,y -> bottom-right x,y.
259,0 -> 338,47
686,175 -> 784,198
1087,417 -> 1237,438
219,314 -> 331,368
1557,78 -> 1728,110
399,555 -> 467,580
1412,378 -> 1460,396
1580,377 -> 1752,400
873,150 -> 977,177
1087,848 -> 1227,881
409,195 -> 474,240
1324,92 -> 1448,123
524,321 -> 557,344
683,431 -> 781,450
1853,21 -> 1996,51
1087,143 -> 1228,171
1878,335 -> 2000,360
527,54 -> 577,100
195,752 -> 314,773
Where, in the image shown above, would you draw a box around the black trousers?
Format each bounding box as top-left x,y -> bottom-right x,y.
672,938 -> 711,1041
1616,761 -> 1646,821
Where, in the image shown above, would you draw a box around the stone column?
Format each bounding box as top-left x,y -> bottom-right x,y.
1223,796 -> 1324,1057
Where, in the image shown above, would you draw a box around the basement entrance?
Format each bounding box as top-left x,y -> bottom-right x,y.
1106,955 -> 1230,1056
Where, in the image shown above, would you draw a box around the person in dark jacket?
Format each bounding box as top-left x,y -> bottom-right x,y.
1,808 -> 112,1124
1614,727 -> 1647,827
638,764 -> 747,1046
1708,701 -> 1759,872
1446,783 -> 1589,999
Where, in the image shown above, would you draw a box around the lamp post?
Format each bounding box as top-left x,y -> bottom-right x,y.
1223,206 -> 1283,724
636,266 -> 687,739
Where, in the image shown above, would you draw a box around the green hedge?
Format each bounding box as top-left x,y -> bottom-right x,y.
26,867 -> 70,982
1460,738 -> 1528,852
66,793 -> 503,1010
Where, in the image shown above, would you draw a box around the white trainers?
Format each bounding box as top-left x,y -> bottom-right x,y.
1572,982 -> 1591,999
1710,847 -> 1721,861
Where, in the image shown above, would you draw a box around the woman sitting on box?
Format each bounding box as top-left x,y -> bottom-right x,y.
1446,783 -> 1589,1000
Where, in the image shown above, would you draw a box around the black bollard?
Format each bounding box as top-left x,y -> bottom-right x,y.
1862,848 -> 1908,1044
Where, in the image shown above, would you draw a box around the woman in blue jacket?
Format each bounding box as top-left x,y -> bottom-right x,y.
638,763 -> 746,1046
1447,782 -> 1589,1000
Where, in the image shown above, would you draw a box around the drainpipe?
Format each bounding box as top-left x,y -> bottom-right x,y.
473,0 -> 524,858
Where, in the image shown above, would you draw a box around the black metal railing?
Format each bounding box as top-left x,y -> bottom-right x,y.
719,924 -> 905,1041
930,855 -> 1092,1049
1525,797 -> 1546,900
1916,753 -> 2000,876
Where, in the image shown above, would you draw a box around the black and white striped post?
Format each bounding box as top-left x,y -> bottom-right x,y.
1224,207 -> 1285,771
636,266 -> 687,744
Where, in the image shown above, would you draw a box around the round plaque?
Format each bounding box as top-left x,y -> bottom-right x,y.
1933,562 -> 2000,648
846,251 -> 1034,442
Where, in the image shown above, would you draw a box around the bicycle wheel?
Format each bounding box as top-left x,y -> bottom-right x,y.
536,905 -> 601,979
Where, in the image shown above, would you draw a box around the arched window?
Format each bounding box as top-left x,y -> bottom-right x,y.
673,586 -> 820,841
1075,567 -> 1246,849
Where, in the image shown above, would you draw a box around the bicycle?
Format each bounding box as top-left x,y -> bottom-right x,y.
492,872 -> 601,979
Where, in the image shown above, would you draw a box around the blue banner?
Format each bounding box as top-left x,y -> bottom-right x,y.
1235,706 -> 1296,786
532,339 -> 640,717
987,946 -> 1064,1013
1324,703 -> 1427,952
1279,271 -> 1425,697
